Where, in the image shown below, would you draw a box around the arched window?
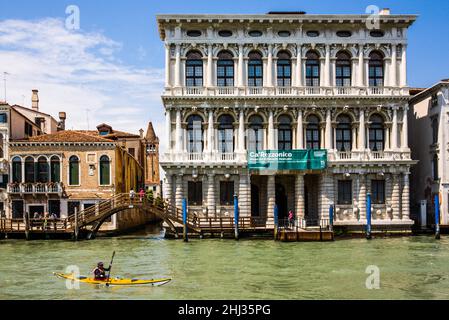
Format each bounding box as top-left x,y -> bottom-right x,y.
248,51 -> 263,87
25,157 -> 35,183
336,51 -> 352,87
278,115 -> 292,150
12,157 -> 22,183
277,51 -> 291,87
37,156 -> 49,183
369,51 -> 384,87
69,156 -> 80,186
217,51 -> 234,87
218,115 -> 234,153
336,115 -> 352,152
100,155 -> 111,185
187,115 -> 204,153
248,115 -> 264,152
186,51 -> 203,87
369,114 -> 385,151
50,156 -> 61,183
0,133 -> 3,158
306,115 -> 321,150
306,51 -> 320,87
433,154 -> 439,181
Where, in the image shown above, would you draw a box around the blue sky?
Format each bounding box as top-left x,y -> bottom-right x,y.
0,0 -> 448,144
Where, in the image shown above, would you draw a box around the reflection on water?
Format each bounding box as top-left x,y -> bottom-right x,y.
1,226 -> 449,300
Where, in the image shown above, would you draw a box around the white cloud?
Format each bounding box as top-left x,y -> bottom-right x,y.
0,17 -> 167,157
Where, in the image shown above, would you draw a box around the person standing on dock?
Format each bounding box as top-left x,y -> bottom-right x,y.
139,188 -> 145,202
288,210 -> 294,229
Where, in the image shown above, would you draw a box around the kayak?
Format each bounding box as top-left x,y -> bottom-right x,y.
53,272 -> 171,287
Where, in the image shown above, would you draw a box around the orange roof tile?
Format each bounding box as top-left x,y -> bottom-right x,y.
23,130 -> 114,143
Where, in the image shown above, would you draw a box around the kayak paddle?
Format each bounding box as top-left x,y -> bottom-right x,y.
106,251 -> 116,287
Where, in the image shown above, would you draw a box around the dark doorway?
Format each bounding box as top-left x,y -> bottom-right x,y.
29,205 -> 45,218
251,184 -> 260,217
12,200 -> 24,219
304,175 -> 319,226
275,183 -> 288,220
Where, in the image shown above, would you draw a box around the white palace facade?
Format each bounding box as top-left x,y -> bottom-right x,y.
157,11 -> 417,230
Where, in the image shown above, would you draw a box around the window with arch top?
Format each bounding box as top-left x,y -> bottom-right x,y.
37,156 -> 49,183
218,114 -> 234,154
248,51 -> 263,87
99,155 -> 111,185
369,114 -> 385,151
0,133 -> 3,158
306,51 -> 320,87
369,51 -> 384,87
336,115 -> 352,152
278,115 -> 293,150
25,157 -> 35,183
217,51 -> 234,87
69,156 -> 80,186
306,115 -> 321,150
186,51 -> 203,87
336,51 -> 352,87
187,115 -> 204,153
12,157 -> 22,183
248,115 -> 264,152
50,156 -> 61,183
277,51 -> 292,87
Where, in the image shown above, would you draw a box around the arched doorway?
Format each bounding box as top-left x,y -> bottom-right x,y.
275,183 -> 288,220
251,184 -> 260,217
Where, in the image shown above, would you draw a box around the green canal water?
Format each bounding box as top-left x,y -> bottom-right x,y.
1,227 -> 449,300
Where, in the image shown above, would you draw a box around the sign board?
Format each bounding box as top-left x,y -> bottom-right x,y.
248,150 -> 328,171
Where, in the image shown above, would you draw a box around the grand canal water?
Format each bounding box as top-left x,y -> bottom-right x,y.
1,226 -> 449,300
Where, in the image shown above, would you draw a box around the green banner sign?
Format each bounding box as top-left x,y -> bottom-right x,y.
248,150 -> 328,171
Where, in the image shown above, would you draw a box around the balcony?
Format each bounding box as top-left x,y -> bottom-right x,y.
161,152 -> 242,164
164,86 -> 409,98
8,182 -> 63,195
330,150 -> 412,162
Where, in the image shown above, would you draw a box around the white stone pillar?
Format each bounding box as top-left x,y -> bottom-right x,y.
174,44 -> 181,87
207,174 -> 216,216
267,175 -> 275,225
392,107 -> 398,150
175,174 -> 184,209
268,111 -> 275,149
238,173 -> 251,217
325,110 -> 332,150
267,45 -> 273,87
402,105 -> 409,150
238,110 -> 245,152
238,45 -> 244,87
207,44 -> 213,87
296,44 -> 303,87
358,44 -> 365,87
297,110 -> 304,149
392,174 -> 400,220
208,110 -> 214,153
390,44 -> 397,87
175,109 -> 183,152
400,45 -> 407,87
402,173 -> 410,220
165,44 -> 171,88
359,110 -> 365,150
166,109 -> 172,152
295,174 -> 305,220
324,45 -> 331,87
165,174 -> 173,206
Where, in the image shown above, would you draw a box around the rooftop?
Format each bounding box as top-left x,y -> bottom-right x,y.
19,130 -> 114,143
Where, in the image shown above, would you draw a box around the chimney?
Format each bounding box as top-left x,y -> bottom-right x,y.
379,8 -> 391,15
32,90 -> 39,111
58,112 -> 67,131
139,129 -> 144,139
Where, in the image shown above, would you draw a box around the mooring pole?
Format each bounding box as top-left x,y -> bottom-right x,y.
74,207 -> 79,241
329,205 -> 334,232
234,194 -> 239,241
366,193 -> 372,240
435,194 -> 441,240
274,204 -> 279,241
182,198 -> 188,242
24,211 -> 30,241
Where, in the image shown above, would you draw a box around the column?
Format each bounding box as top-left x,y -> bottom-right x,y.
402,173 -> 410,220
402,106 -> 409,150
267,45 -> 273,87
295,174 -> 305,220
238,110 -> 245,152
400,45 -> 407,87
175,174 -> 184,209
324,44 -> 331,87
207,174 -> 216,216
165,109 -> 172,153
238,44 -> 244,87
385,125 -> 391,150
390,44 -> 397,87
207,44 -> 213,87
207,110 -> 214,152
392,174 -> 401,220
358,44 -> 365,87
268,111 -> 275,149
296,44 -> 303,87
391,107 -> 398,150
165,174 -> 173,206
165,44 -> 171,88
358,174 -> 366,220
325,110 -> 332,150
297,110 -> 304,149
175,109 -> 183,152
358,110 -> 365,150
239,173 -> 251,217
174,44 -> 181,87
267,175 -> 275,225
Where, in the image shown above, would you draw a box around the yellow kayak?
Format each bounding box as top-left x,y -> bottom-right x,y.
54,272 -> 171,286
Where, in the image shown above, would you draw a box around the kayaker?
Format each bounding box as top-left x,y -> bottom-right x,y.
93,262 -> 111,281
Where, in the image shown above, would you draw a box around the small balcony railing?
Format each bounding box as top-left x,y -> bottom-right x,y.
276,87 -> 293,95
185,87 -> 204,96
216,87 -> 236,95
8,183 -> 63,194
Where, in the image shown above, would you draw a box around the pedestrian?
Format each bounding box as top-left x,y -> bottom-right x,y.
288,210 -> 294,229
43,212 -> 49,231
129,188 -> 136,201
139,188 -> 145,202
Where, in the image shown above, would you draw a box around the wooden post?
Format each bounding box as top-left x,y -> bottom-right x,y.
234,195 -> 239,241
74,207 -> 79,241
182,199 -> 188,242
24,211 -> 30,241
366,193 -> 372,240
274,204 -> 279,241
435,194 -> 441,240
